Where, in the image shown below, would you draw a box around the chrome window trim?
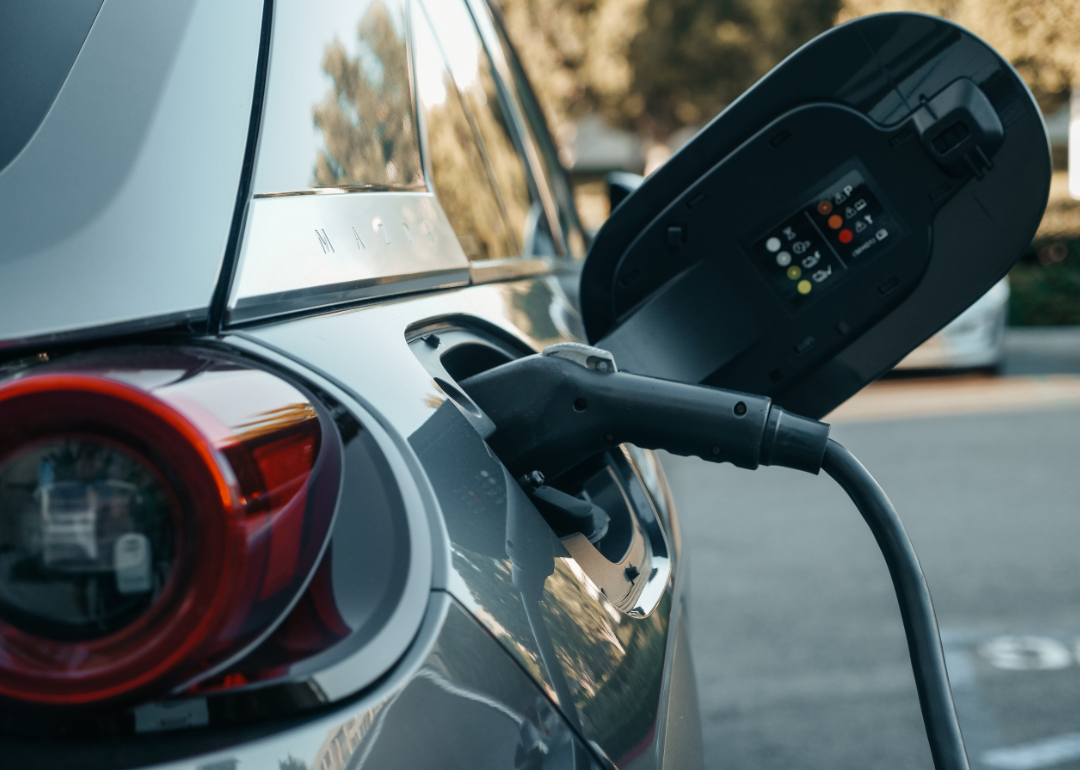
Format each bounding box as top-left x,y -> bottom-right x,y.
227,191 -> 470,325
252,185 -> 425,198
226,191 -> 564,326
468,256 -> 553,285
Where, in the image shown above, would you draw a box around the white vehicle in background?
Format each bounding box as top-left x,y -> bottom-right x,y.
894,278 -> 1010,373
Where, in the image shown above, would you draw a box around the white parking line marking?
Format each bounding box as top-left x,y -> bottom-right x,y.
982,732 -> 1080,770
979,636 -> 1073,671
942,641 -> 1005,759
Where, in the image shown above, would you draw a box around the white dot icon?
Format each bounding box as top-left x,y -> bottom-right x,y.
766,237 -> 781,253
776,251 -> 791,266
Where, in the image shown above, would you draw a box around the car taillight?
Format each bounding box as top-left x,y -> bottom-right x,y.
0,349 -> 341,705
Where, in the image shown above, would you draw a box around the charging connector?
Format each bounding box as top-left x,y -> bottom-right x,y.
463,343 -> 830,480
462,342 -> 970,770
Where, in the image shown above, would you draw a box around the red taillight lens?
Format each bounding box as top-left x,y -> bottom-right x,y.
0,350 -> 341,705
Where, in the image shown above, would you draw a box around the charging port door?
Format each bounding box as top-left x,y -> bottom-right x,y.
580,13 -> 1050,418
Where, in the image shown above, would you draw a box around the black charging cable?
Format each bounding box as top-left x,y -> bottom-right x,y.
822,440 -> 969,770
462,343 -> 970,770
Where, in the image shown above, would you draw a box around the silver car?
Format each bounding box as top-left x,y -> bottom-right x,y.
0,1 -> 697,768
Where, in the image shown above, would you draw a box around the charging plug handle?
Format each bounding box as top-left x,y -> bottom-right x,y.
462,352 -> 829,480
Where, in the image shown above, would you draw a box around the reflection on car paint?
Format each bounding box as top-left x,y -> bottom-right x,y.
410,401 -> 672,766
418,0 -> 534,255
234,277 -> 675,766
306,601 -> 596,770
493,277 -> 584,347
146,597 -> 600,770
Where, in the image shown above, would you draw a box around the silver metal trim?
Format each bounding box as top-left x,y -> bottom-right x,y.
219,333 -> 440,704
253,185 -> 428,198
468,256 -> 553,285
543,342 -> 618,372
228,191 -> 470,324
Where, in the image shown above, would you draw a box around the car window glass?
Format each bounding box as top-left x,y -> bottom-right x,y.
420,0 -> 545,257
412,3 -> 516,261
253,0 -> 424,195
486,10 -> 586,257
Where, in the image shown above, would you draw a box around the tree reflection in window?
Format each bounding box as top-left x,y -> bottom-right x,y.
312,2 -> 424,191
423,0 -> 538,255
413,3 -> 517,260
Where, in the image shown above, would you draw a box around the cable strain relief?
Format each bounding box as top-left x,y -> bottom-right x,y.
760,406 -> 831,474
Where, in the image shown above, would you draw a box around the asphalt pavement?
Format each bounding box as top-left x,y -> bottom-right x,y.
662,327 -> 1080,770
1003,328 -> 1080,376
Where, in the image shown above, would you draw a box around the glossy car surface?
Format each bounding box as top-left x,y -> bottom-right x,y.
0,1 -> 701,768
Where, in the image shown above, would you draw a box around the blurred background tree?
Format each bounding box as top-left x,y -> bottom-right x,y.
500,0 -> 1080,164
626,0 -> 839,140
498,0 -> 839,165
839,0 -> 1080,114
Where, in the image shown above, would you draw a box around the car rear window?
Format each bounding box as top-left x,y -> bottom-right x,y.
252,0 -> 424,195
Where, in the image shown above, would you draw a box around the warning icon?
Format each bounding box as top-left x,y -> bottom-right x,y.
844,206 -> 856,219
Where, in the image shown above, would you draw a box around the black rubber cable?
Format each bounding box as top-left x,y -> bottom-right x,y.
822,439 -> 970,770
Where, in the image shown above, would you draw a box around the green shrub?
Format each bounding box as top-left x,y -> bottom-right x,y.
1009,239 -> 1080,325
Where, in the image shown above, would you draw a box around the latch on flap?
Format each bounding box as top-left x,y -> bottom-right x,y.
912,78 -> 1004,179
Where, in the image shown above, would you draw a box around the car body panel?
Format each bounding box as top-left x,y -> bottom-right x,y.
50,596 -> 602,770
235,277 -> 689,766
0,0 -> 262,348
0,0 -> 703,764
0,0 -> 105,173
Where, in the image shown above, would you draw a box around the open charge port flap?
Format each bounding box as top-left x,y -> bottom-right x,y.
406,327 -> 521,440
